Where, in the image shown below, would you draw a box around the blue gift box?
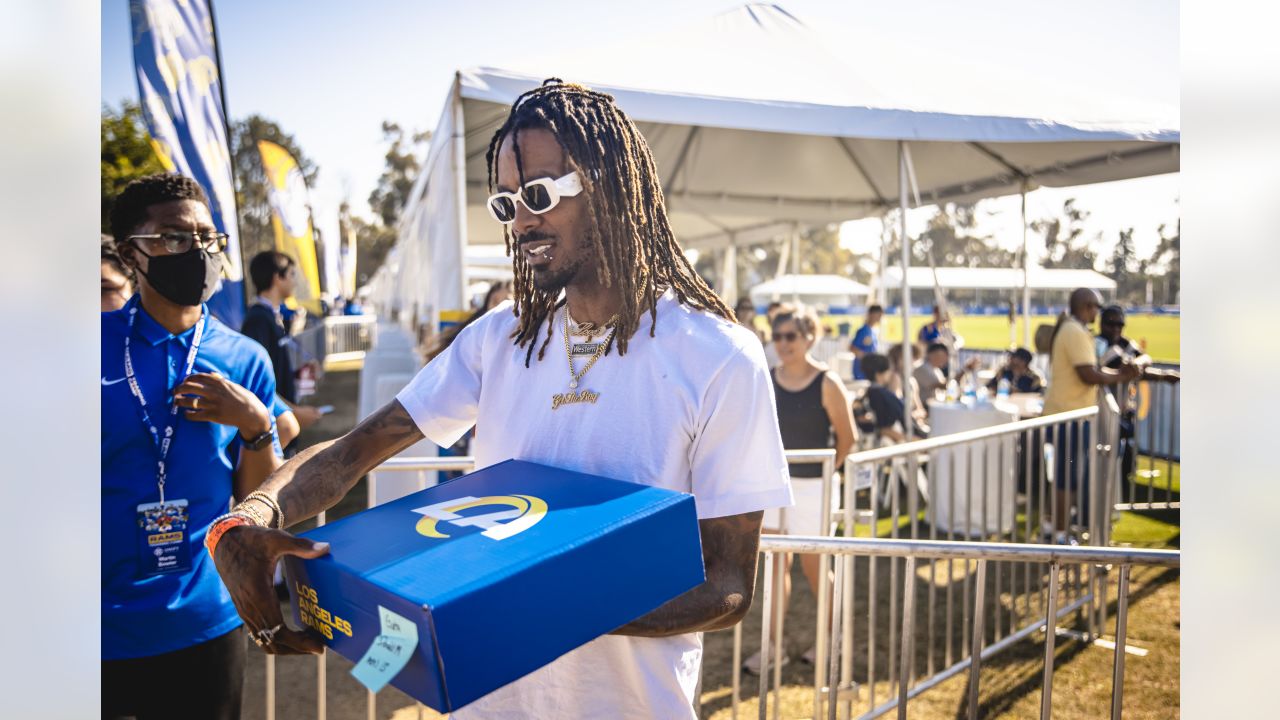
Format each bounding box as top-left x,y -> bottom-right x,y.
281,459 -> 704,712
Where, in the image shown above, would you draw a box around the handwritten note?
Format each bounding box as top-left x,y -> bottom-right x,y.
350,606 -> 419,692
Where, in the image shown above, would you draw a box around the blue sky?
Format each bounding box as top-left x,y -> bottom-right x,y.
101,0 -> 1179,265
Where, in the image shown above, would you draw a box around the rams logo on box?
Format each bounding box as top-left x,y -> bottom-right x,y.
412,495 -> 547,541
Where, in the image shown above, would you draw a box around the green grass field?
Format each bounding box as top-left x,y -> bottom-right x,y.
870,314 -> 1181,364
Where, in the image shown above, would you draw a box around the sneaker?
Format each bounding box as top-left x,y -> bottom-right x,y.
742,648 -> 790,676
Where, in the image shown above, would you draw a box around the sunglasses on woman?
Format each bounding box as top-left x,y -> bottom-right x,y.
773,331 -> 806,343
486,171 -> 583,225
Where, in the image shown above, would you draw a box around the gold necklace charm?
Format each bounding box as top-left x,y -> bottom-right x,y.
566,310 -> 618,343
556,309 -> 613,409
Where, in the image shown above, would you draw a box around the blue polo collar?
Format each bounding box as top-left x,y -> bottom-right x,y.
125,295 -> 205,348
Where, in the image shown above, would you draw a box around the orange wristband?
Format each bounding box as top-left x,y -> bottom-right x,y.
205,515 -> 251,559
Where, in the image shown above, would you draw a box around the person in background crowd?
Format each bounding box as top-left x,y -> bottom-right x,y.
917,304 -> 947,345
912,342 -> 980,408
102,236 -> 134,312
765,301 -> 784,324
743,306 -> 857,674
1097,305 -> 1179,500
102,174 -> 283,720
986,347 -> 1045,394
241,251 -> 322,438
734,297 -> 765,344
887,342 -> 929,430
862,352 -> 926,442
1042,288 -> 1139,542
762,301 -> 795,368
850,304 -> 883,380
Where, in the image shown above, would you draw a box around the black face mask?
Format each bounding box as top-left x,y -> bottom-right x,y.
138,248 -> 223,307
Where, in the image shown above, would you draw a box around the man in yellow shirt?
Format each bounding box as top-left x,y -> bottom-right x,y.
1043,289 -> 1139,542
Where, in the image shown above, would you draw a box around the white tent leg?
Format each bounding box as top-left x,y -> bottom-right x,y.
898,141 -> 913,440
790,224 -> 800,305
722,243 -> 738,303
1021,183 -> 1032,348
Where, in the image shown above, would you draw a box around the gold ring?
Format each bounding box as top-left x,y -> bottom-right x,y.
192,396 -> 199,410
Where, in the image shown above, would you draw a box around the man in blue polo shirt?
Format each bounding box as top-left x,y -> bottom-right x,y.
102,174 -> 283,720
850,304 -> 883,380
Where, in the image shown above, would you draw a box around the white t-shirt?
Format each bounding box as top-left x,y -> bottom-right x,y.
396,290 -> 793,719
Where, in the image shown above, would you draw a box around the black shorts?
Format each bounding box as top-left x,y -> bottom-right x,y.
102,626 -> 245,720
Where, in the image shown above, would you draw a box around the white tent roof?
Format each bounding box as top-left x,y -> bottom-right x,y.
385,3 -> 1175,321
454,4 -> 1177,247
749,274 -> 870,300
883,266 -> 1116,291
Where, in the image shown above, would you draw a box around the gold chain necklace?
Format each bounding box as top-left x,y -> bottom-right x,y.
553,309 -> 613,410
565,309 -> 618,343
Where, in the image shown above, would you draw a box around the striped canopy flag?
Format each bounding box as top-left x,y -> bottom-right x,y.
258,140 -> 323,315
129,0 -> 244,327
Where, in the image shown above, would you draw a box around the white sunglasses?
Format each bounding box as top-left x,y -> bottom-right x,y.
486,171 -> 583,225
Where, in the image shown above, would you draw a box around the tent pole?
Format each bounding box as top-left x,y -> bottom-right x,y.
879,213 -> 892,306
1021,182 -> 1032,349
722,242 -> 738,304
898,141 -> 913,440
791,223 -> 800,305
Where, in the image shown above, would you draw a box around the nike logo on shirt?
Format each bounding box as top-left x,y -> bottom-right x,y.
101,377 -> 126,386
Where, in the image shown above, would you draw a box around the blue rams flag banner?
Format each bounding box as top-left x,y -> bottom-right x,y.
129,0 -> 245,327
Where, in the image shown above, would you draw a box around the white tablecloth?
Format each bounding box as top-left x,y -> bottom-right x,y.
927,402 -> 1018,536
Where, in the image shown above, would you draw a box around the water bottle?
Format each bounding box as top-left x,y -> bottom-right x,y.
945,378 -> 960,403
997,376 -> 1011,399
961,374 -> 976,406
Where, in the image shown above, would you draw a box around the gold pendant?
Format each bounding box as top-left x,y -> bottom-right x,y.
552,389 -> 601,410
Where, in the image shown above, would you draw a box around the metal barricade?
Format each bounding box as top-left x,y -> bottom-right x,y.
727,450 -> 838,720
752,535 -> 1178,720
1115,378 -> 1180,512
263,416 -> 1132,719
323,315 -> 378,364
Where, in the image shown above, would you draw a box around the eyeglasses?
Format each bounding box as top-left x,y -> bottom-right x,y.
486,172 -> 583,225
1102,320 -> 1125,329
127,231 -> 228,255
773,331 -> 804,343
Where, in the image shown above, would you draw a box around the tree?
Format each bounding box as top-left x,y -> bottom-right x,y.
101,101 -> 166,234
344,201 -> 398,288
1033,198 -> 1098,270
1149,219 -> 1180,305
913,203 -> 1017,268
368,122 -> 431,228
230,115 -> 320,264
1107,227 -> 1140,302
351,122 -> 431,288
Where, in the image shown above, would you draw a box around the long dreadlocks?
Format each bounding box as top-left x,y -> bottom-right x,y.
485,79 -> 734,367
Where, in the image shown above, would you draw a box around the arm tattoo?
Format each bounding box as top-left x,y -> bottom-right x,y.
614,510 -> 763,637
259,400 -> 425,527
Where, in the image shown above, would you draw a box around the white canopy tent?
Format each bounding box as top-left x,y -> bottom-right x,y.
883,266 -> 1117,293
378,2 -> 1177,333
749,274 -> 870,308
375,3 -> 1178,437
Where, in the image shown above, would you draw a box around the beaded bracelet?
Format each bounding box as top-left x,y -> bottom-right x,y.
205,513 -> 253,560
235,500 -> 270,528
242,490 -> 286,530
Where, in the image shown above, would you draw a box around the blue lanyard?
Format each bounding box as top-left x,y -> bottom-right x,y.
123,304 -> 207,504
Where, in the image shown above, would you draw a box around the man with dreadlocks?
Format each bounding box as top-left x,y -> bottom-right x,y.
208,79 -> 793,717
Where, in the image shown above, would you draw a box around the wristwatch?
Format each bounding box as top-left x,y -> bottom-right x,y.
240,423 -> 275,451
